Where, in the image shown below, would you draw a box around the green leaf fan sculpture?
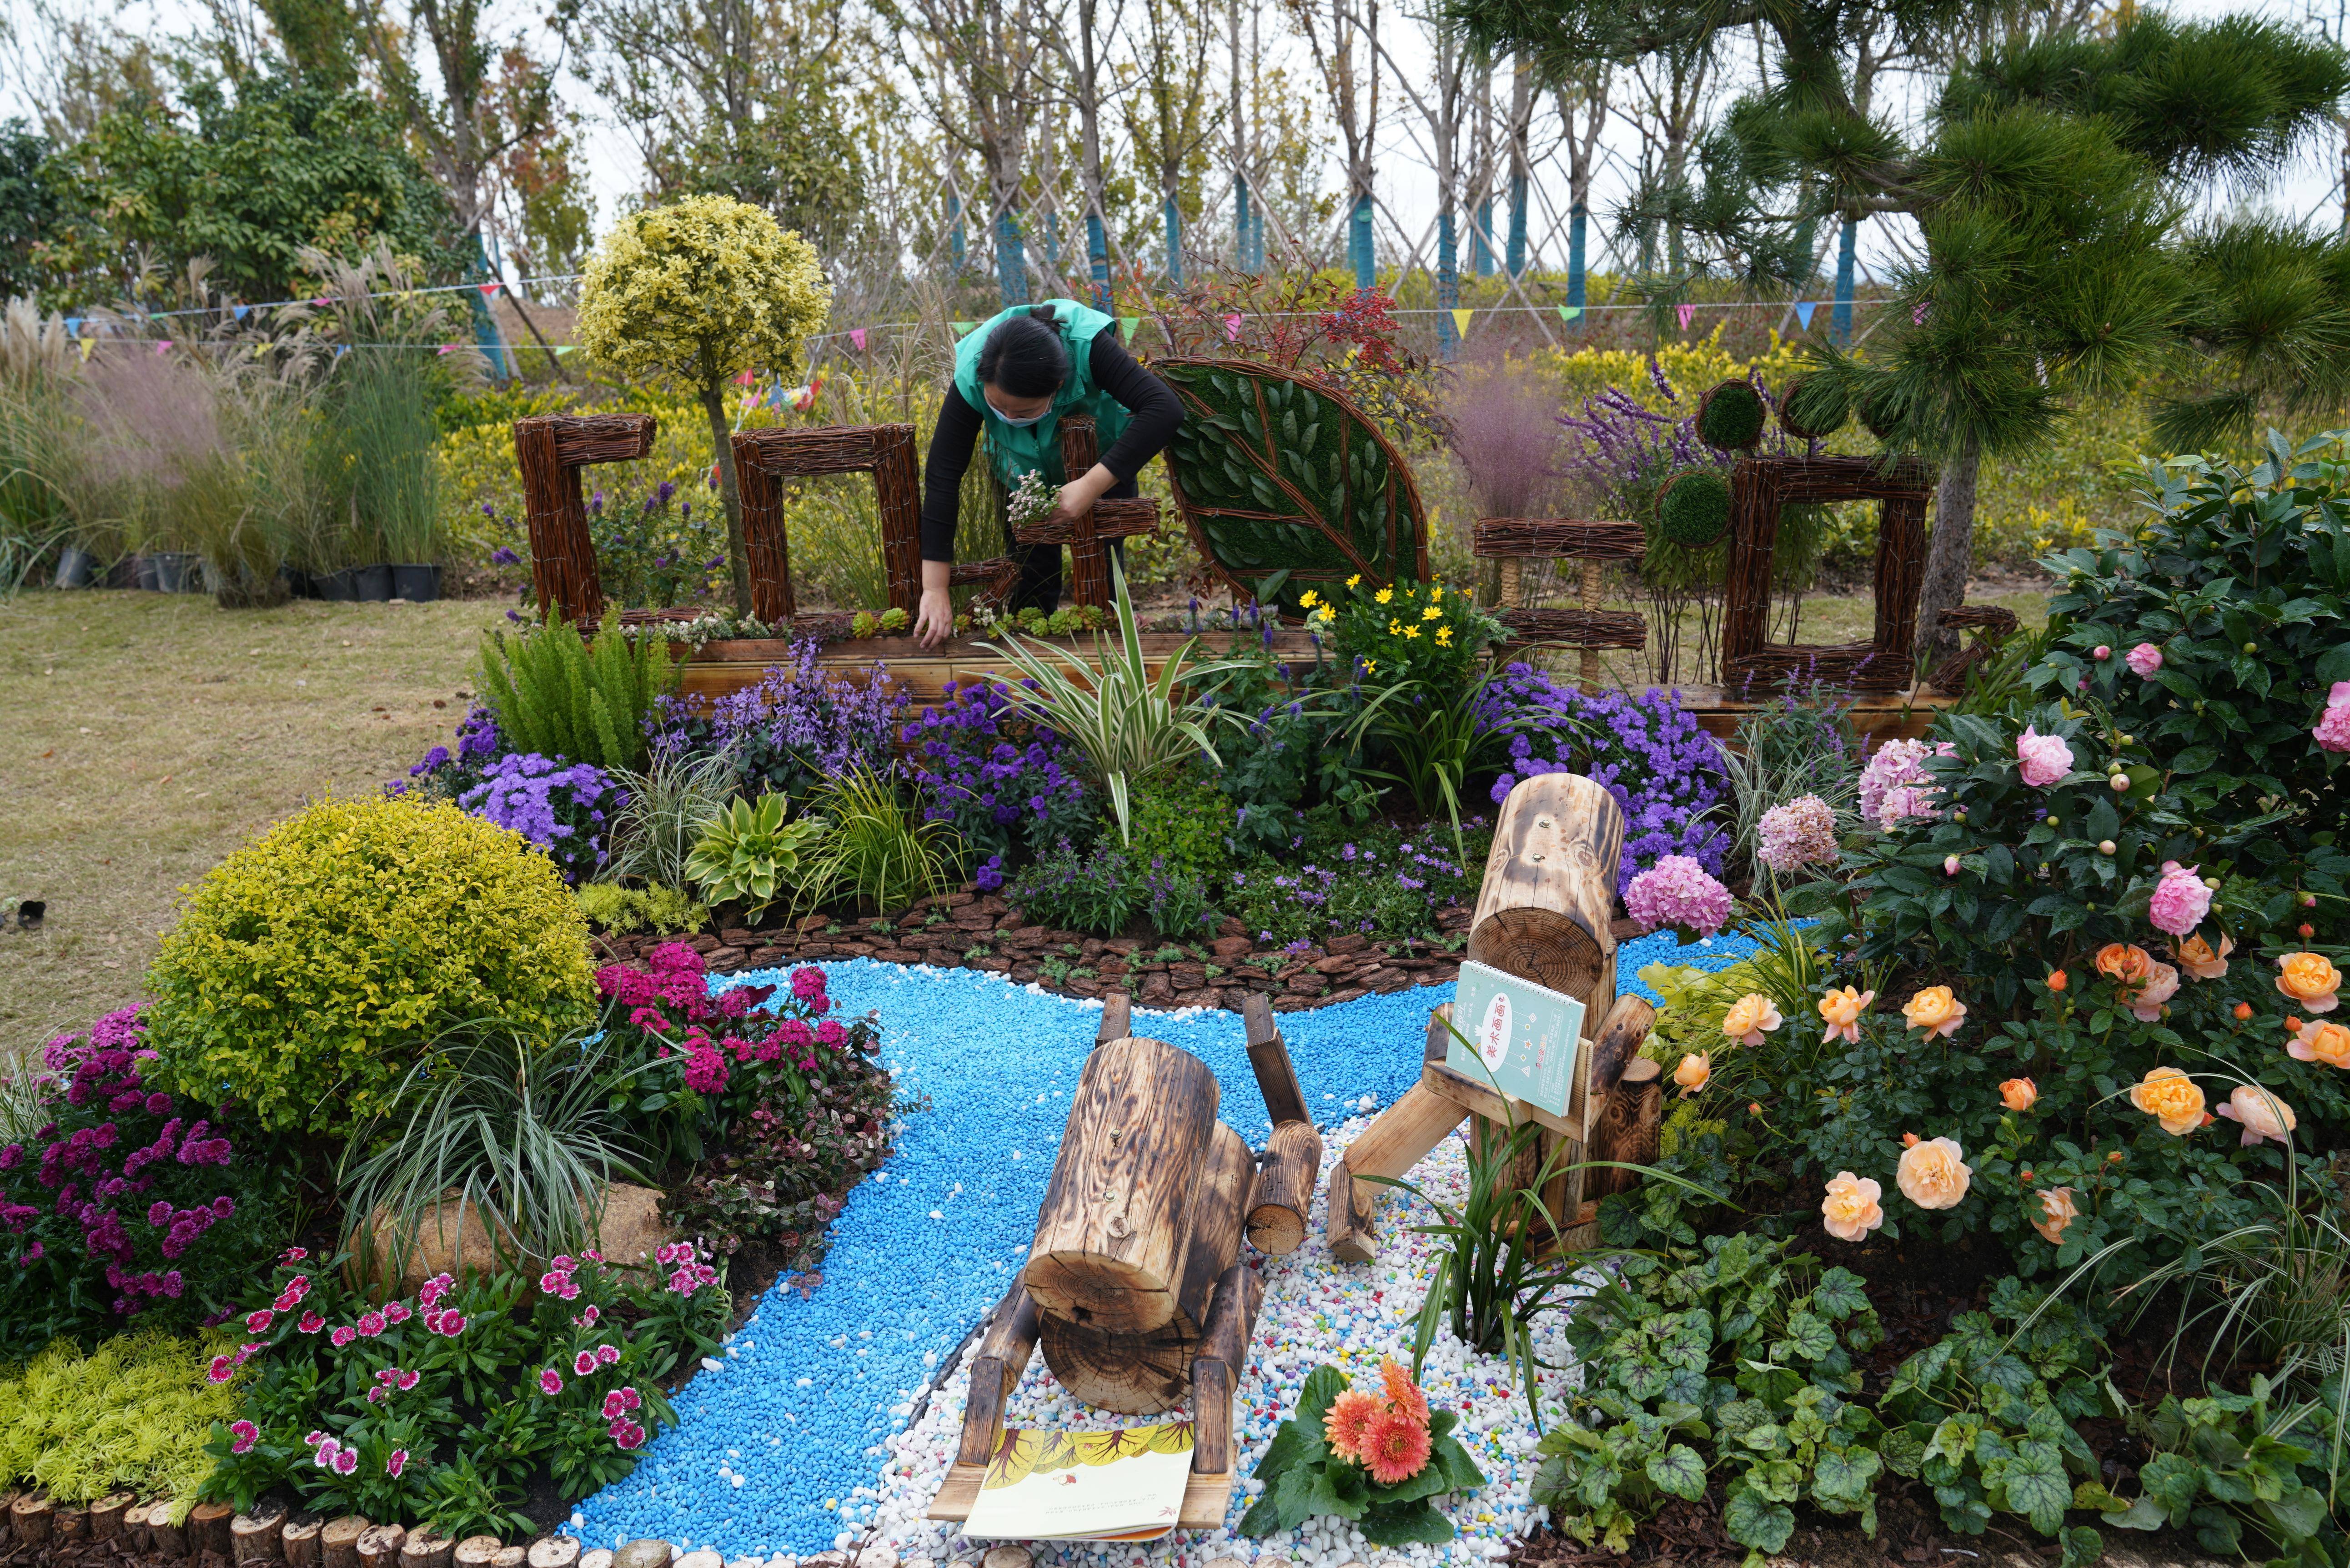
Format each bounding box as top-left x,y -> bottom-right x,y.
1154,358 -> 1430,616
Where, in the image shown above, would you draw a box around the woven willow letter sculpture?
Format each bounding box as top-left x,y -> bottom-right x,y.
1154,358 -> 1429,616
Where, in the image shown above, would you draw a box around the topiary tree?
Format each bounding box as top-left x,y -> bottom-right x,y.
576,195 -> 830,615
147,795 -> 596,1137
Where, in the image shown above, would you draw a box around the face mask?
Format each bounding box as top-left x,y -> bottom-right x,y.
985,393 -> 1051,427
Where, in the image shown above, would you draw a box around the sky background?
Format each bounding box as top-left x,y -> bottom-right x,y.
6,0 -> 2345,301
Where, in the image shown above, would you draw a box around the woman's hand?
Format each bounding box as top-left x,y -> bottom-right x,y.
1040,466 -> 1119,535
914,585 -> 954,648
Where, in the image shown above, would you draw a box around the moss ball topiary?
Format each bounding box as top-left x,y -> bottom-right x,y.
1694,379 -> 1767,450
1657,467 -> 1733,549
147,795 -> 596,1137
1778,375 -> 1850,440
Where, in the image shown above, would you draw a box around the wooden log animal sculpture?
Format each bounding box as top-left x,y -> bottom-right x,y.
1327,772 -> 1652,1261
929,990 -> 1304,1533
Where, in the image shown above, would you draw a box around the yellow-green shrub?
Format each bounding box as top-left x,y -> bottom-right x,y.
575,880 -> 707,935
147,796 -> 596,1136
0,1332 -> 244,1519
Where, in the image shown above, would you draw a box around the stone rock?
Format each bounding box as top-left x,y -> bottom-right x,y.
673,1553 -> 723,1568
923,948 -> 959,967
1273,995 -> 1316,1012
982,1550 -> 1032,1568
613,1543 -> 673,1568
1137,973 -> 1175,1004
593,1182 -> 668,1268
579,1554 -> 615,1568
1101,937 -> 1141,955
1284,975 -> 1326,995
973,956 -> 1012,973
362,1181 -> 670,1293
683,934 -> 719,954
1312,955 -> 1354,975
854,1549 -> 898,1568
1216,915 -> 1248,938
1325,933 -> 1369,955
1325,986 -> 1367,1005
1210,936 -> 1253,959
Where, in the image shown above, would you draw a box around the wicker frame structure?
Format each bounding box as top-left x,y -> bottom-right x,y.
1722,454 -> 1936,693
1001,416 -> 1163,608
514,412 -> 658,624
729,424 -> 924,620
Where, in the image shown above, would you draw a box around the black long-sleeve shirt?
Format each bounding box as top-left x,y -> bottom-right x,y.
919,333 -> 1182,562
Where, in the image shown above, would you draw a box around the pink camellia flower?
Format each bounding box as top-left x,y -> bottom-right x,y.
1943,854 -> 1961,876
2129,961 -> 2180,1023
332,1447 -> 358,1475
2125,642 -> 2163,678
298,1311 -> 326,1334
539,1367 -> 564,1396
2147,861 -> 2213,937
595,1343 -> 620,1367
2214,1084 -> 2297,1147
206,1354 -> 236,1383
2015,725 -> 2074,787
246,1308 -> 275,1333
229,1419 -> 259,1454
2093,644 -> 2111,660
356,1311 -> 386,1337
387,1449 -> 407,1478
2315,682 -> 2350,753
1624,855 -> 1734,937
573,1349 -> 598,1377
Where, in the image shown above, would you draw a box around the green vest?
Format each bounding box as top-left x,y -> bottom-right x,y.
951,300 -> 1130,491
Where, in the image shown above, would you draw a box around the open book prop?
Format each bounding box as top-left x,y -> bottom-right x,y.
962,1424 -> 1195,1543
927,994 -> 1314,1533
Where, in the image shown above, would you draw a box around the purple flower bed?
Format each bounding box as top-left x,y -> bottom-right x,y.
1477,666 -> 1729,888
457,752 -> 624,883
0,1007 -> 286,1354
901,679 -> 1096,864
655,638 -> 902,798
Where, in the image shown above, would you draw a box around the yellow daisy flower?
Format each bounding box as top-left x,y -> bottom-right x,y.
1298,589 -> 1320,609
1316,605 -> 1335,623
1375,587 -> 1394,604
1434,626 -> 1453,645
1421,605 -> 1441,621
1346,574 -> 1362,588
1363,658 -> 1377,673
1388,618 -> 1403,636
1402,625 -> 1421,640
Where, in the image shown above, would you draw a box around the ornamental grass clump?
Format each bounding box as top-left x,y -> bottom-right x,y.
576,196 -> 830,614
147,796 -> 595,1138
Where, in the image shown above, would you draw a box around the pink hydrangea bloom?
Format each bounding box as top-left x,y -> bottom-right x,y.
1858,739 -> 1954,830
1624,855 -> 1734,937
2126,643 -> 2163,678
2315,682 -> 2350,754
2015,725 -> 2074,788
2147,861 -> 2212,937
1757,794 -> 1839,873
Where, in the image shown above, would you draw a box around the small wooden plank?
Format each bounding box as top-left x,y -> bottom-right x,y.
1323,1083 -> 1465,1263
1096,993 -> 1131,1048
925,1465 -> 1233,1530
1239,994 -> 1310,1127
956,1280 -> 1042,1467
1420,1057 -> 1580,1142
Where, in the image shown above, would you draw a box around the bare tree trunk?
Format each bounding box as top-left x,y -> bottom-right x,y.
1915,437 -> 1980,676
699,377 -> 753,616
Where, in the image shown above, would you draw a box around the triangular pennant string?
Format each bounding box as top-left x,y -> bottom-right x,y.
480,281 -> 500,298
1222,312 -> 1243,341
1557,305 -> 1582,322
232,305 -> 250,322
1451,308 -> 1472,337
1794,302 -> 1817,330
951,320 -> 978,336
1676,303 -> 1696,330
1120,316 -> 1141,341
849,328 -> 867,351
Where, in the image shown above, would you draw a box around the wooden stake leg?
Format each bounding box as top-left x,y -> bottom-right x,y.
1325,1083 -> 1467,1263
954,1280 -> 1043,1467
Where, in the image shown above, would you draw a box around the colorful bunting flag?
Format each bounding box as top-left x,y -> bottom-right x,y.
849,327 -> 867,351
332,346 -> 348,359
1451,307 -> 1472,338
77,339 -> 94,362
63,316 -> 81,337
480,281 -> 500,297
1557,305 -> 1583,322
554,346 -> 575,355
1223,312 -> 1243,341
1120,316 -> 1141,341
438,345 -> 456,356
252,342 -> 268,358
952,320 -> 978,336
1794,301 -> 1817,330
1676,302 -> 1696,330
734,368 -> 756,385
153,340 -> 171,355
231,305 -> 249,322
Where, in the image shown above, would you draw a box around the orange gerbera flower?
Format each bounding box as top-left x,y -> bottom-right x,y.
1358,1408 -> 1433,1485
1322,1389 -> 1380,1461
1377,1358 -> 1430,1422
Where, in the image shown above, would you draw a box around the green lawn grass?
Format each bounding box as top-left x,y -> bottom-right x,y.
0,591 -> 494,1050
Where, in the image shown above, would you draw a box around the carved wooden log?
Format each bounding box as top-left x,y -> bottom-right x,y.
124,1499 -> 153,1550
321,1516 -> 372,1568
1582,995 -> 1658,1127
401,1526 -> 457,1568
1239,994 -> 1310,1127
152,1504 -> 189,1558
192,1499 -> 238,1554
357,1522 -> 408,1568
55,1503 -> 87,1541
956,1279 -> 1044,1466
1469,773 -> 1624,1026
233,1504 -> 288,1563
1038,1120 -> 1253,1412
1025,1036 -> 1220,1334
528,1535 -> 584,1568
492,1549 -> 528,1568
91,1493 -> 134,1539
284,1517 -> 326,1568
453,1538 -> 504,1568
1245,1121 -> 1322,1256
1326,1082 -> 1467,1263
1585,1058 -> 1664,1205
1189,1260 -> 1266,1478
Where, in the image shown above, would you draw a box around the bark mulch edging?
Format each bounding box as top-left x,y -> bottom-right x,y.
594,889 -> 1490,1012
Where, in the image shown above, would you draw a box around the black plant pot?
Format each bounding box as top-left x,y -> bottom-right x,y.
151,552 -> 201,593
316,568 -> 361,602
353,563 -> 394,602
131,554 -> 160,591
53,547 -> 95,588
390,563 -> 441,603
279,564 -> 313,599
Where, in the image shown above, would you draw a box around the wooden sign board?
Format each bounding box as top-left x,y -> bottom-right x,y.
1443,960 -> 1586,1121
